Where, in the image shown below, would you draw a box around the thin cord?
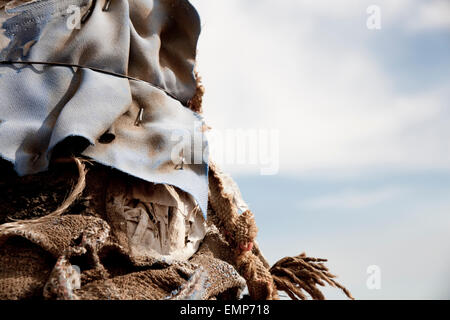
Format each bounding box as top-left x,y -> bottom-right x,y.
0,60 -> 185,105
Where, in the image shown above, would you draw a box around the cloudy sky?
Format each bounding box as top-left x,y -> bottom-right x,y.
190,0 -> 450,299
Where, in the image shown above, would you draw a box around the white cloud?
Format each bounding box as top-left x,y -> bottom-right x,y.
302,186 -> 409,209
407,0 -> 450,31
190,0 -> 450,176
188,1 -> 450,299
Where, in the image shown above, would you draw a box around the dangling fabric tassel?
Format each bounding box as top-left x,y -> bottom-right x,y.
270,253 -> 354,300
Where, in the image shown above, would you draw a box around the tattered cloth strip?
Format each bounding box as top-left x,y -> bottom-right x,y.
0,0 -> 209,215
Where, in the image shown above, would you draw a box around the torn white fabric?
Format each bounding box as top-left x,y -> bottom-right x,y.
122,183 -> 207,262
0,0 -> 209,214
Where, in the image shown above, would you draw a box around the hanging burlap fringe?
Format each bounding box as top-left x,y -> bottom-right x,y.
207,161 -> 353,300
0,158 -> 87,232
208,161 -> 278,300
270,253 -> 354,300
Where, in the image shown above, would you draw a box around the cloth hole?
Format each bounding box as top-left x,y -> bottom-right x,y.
98,132 -> 115,144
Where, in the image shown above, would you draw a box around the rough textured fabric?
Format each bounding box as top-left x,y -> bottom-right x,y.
0,237 -> 54,299
0,163 -> 246,300
0,157 -> 354,300
207,161 -> 278,300
0,0 -> 209,215
0,217 -> 246,300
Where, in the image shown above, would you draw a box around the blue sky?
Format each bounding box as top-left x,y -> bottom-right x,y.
190,0 -> 450,299
235,172 -> 450,299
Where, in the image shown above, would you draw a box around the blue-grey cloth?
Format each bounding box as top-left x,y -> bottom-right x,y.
0,0 -> 209,215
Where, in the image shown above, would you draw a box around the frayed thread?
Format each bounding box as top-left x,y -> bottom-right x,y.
0,157 -> 88,231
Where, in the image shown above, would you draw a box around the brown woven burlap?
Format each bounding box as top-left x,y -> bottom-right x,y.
0,160 -> 246,300
0,158 -> 353,300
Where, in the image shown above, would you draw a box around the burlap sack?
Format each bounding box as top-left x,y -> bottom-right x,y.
0,161 -> 246,300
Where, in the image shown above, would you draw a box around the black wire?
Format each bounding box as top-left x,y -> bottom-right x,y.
0,60 -> 184,105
